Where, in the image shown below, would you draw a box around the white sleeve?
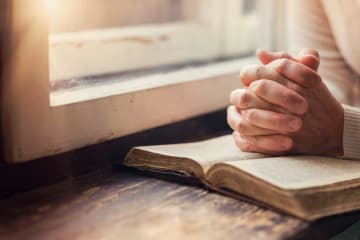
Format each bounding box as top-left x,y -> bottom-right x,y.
342,105 -> 360,159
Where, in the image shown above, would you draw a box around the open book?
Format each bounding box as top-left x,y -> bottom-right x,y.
123,135 -> 360,221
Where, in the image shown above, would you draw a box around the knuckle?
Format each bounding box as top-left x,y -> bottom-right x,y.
239,65 -> 256,85
238,91 -> 250,107
236,119 -> 247,133
273,114 -> 293,131
276,59 -> 289,72
287,96 -> 307,114
280,51 -> 291,59
274,116 -> 284,130
278,51 -> 286,56
239,70 -> 247,85
283,91 -> 297,106
285,138 -> 294,150
238,140 -> 252,152
279,136 -> 293,150
244,109 -> 260,125
255,66 -> 266,79
247,109 -> 257,121
243,109 -> 255,122
252,80 -> 268,96
229,90 -> 238,104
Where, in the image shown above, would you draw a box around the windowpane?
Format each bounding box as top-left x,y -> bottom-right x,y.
47,0 -> 266,91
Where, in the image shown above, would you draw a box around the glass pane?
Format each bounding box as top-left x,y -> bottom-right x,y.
46,0 -> 265,92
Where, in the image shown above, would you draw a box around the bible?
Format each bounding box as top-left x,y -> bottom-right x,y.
123,135 -> 360,220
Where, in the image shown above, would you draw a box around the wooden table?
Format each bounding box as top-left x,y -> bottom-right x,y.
0,167 -> 359,240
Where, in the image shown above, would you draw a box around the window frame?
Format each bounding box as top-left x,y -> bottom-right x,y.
1,0 -> 277,163
49,0 -> 261,82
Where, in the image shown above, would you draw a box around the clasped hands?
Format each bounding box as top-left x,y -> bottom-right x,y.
227,49 -> 344,157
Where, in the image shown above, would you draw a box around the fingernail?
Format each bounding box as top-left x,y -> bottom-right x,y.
281,138 -> 292,150
289,118 -> 300,131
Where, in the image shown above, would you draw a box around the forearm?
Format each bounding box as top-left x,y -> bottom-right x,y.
342,105 -> 360,159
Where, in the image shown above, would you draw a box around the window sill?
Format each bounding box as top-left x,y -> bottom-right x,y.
4,56 -> 255,163
50,57 -> 255,106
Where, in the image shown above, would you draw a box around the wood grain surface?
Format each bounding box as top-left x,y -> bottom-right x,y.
1,168 -> 359,240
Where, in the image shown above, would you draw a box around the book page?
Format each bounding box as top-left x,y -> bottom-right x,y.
226,156 -> 360,190
134,135 -> 266,171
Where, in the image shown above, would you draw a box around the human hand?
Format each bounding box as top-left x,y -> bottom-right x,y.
227,49 -> 344,156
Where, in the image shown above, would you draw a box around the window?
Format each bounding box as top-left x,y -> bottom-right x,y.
48,0 -> 262,95
1,0 -> 282,163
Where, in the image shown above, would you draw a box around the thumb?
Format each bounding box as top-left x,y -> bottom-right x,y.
257,49 -> 319,71
297,48 -> 320,71
256,49 -> 297,65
